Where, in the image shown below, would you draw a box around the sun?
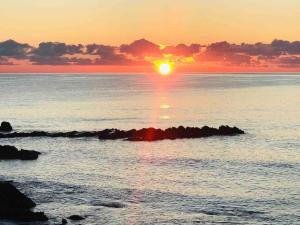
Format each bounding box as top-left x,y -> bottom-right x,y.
153,60 -> 174,76
158,63 -> 172,76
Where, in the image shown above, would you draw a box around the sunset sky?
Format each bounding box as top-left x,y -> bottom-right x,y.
1,0 -> 300,73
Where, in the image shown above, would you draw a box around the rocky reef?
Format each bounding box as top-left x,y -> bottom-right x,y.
0,121 -> 244,141
0,182 -> 48,222
98,125 -> 245,141
0,145 -> 41,160
0,130 -> 99,138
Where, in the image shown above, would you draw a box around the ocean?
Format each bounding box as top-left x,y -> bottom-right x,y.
0,73 -> 299,224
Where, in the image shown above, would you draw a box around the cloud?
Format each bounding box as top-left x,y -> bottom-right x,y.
86,44 -> 115,55
69,57 -> 93,65
1,38 -> 300,69
224,53 -> 252,65
30,56 -> 71,65
238,42 -> 281,57
33,42 -> 83,57
163,44 -> 202,56
278,56 -> 300,67
30,42 -> 84,65
120,39 -> 161,57
0,56 -> 14,65
202,41 -> 281,58
0,39 -> 32,59
86,44 -> 132,65
271,39 -> 300,55
30,42 -> 133,65
196,41 -> 294,65
93,55 -> 132,65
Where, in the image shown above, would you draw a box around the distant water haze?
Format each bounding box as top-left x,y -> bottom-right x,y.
0,73 -> 299,224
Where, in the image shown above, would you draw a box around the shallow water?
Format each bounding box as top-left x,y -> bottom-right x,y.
0,73 -> 299,224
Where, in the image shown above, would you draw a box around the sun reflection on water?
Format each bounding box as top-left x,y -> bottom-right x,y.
160,104 -> 170,109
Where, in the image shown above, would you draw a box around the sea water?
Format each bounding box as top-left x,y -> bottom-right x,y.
0,73 -> 299,224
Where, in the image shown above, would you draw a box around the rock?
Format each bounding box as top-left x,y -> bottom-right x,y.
62,218 -> 68,224
0,121 -> 13,132
0,130 -> 99,139
98,202 -> 125,208
98,125 -> 245,141
19,149 -> 41,160
0,125 -> 245,141
68,215 -> 85,221
0,182 -> 36,209
0,181 -> 48,222
0,145 -> 41,160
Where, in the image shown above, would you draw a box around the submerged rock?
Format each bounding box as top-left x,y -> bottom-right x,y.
98,125 -> 245,141
0,121 -> 13,132
0,130 -> 99,139
0,181 -> 48,222
0,145 -> 41,160
68,215 -> 85,221
98,202 -> 126,208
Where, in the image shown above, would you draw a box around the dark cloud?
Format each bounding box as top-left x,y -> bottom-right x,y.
203,41 -> 281,58
196,41 -> 294,66
120,39 -> 161,57
30,55 -> 71,65
93,55 -> 132,65
288,41 -> 300,54
196,42 -> 230,62
30,42 -> 84,65
69,57 -> 93,65
86,44 -> 115,55
0,56 -> 14,65
224,53 -> 252,65
32,42 -> 83,57
163,44 -> 201,56
271,39 -> 290,52
237,42 -> 281,57
279,56 -> 300,67
197,51 -> 252,65
205,41 -> 232,55
271,39 -> 300,55
86,44 -> 132,65
0,39 -> 32,59
1,38 -> 300,68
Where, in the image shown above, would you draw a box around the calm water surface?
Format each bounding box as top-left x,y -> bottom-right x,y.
0,73 -> 299,224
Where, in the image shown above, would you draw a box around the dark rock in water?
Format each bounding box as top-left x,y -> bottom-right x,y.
0,182 -> 36,209
98,125 -> 245,141
0,181 -> 48,222
62,218 -> 68,224
0,130 -> 99,139
18,149 -> 41,160
0,121 -> 13,132
0,125 -> 244,141
0,145 -> 41,160
68,215 -> 85,221
98,202 -> 126,208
